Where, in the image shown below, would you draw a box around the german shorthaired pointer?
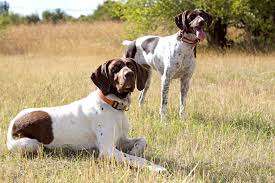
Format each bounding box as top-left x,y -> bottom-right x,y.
123,9 -> 212,120
7,58 -> 166,172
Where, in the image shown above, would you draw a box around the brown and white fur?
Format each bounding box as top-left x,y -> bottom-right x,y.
122,10 -> 212,120
6,58 -> 166,172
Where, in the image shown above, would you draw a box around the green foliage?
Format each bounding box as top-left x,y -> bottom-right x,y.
231,0 -> 275,50
121,0 -> 195,38
26,14 -> 40,24
42,9 -> 68,24
92,0 -> 124,21
80,0 -> 124,22
0,0 -> 273,51
121,0 -> 275,51
0,1 -> 9,14
0,12 -> 25,30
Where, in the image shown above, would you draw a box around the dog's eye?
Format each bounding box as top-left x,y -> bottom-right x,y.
126,63 -> 135,71
111,65 -> 122,73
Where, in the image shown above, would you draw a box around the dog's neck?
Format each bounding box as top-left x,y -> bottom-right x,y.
96,89 -> 131,111
177,30 -> 199,47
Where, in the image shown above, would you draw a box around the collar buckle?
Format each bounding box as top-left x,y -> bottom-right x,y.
98,90 -> 129,111
112,101 -> 119,109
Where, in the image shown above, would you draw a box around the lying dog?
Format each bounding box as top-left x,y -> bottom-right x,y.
6,58 -> 166,172
123,9 -> 212,119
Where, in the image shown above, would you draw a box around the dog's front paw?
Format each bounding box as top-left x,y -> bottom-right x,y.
129,137 -> 147,157
148,164 -> 167,173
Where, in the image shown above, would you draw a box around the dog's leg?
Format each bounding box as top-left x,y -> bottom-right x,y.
117,137 -> 147,157
160,71 -> 171,120
99,147 -> 166,172
138,70 -> 152,106
98,131 -> 165,172
180,77 -> 191,119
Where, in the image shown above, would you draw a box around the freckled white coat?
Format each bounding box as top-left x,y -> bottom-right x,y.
7,90 -> 166,172
123,32 -> 196,119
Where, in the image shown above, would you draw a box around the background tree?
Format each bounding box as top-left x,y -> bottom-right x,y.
26,14 -> 40,24
119,0 -> 275,50
194,0 -> 233,48
231,0 -> 275,51
42,9 -> 67,24
121,0 -> 195,38
91,0 -> 124,21
0,1 -> 9,14
79,0 -> 124,22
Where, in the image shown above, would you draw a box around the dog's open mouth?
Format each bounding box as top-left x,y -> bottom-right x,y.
194,27 -> 206,41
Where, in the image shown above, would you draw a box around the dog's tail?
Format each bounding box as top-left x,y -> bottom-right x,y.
122,40 -> 137,59
7,117 -> 18,151
122,40 -> 134,46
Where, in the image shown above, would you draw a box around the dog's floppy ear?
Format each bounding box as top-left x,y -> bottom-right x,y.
175,10 -> 190,30
91,60 -> 113,95
198,9 -> 212,26
130,59 -> 149,91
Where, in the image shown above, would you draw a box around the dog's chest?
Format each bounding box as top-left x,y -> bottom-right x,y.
94,109 -> 127,141
171,50 -> 195,79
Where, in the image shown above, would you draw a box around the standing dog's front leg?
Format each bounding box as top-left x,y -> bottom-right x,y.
179,77 -> 191,119
160,71 -> 171,120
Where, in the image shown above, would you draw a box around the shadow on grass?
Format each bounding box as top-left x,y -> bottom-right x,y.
22,147 -> 99,160
44,147 -> 100,159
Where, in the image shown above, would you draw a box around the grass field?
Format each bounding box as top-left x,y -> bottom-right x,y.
0,22 -> 274,182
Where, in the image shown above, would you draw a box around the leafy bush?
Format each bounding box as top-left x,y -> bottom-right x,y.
0,1 -> 9,14
121,0 -> 194,38
231,0 -> 275,51
42,9 -> 67,24
26,14 -> 40,24
77,0 -> 124,22
120,0 -> 275,51
0,12 -> 25,30
91,0 -> 124,21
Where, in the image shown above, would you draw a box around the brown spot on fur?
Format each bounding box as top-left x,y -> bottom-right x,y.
12,111 -> 54,144
141,37 -> 159,54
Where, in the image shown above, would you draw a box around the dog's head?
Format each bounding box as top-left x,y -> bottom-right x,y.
91,58 -> 149,98
175,9 -> 212,41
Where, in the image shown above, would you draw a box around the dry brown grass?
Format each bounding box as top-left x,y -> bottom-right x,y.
0,22 -> 274,182
0,22 -> 124,56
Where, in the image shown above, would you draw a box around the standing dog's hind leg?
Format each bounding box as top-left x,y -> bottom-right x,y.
138,69 -> 152,106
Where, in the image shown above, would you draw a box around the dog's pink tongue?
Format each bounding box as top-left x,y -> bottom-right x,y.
196,29 -> 206,41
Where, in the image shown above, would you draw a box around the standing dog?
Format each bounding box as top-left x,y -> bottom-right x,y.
123,9 -> 212,119
6,58 -> 166,172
